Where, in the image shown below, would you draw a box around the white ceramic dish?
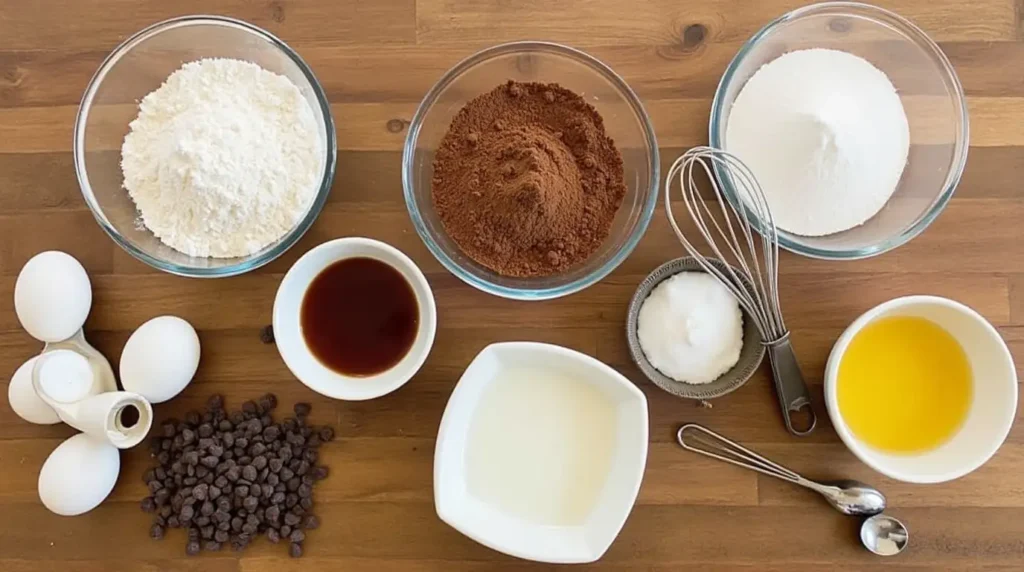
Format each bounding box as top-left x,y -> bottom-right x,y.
273,237 -> 437,401
825,295 -> 1017,483
434,342 -> 648,564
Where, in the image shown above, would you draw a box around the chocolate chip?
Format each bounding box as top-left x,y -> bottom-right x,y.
302,514 -> 320,530
312,466 -> 329,481
318,427 -> 335,442
267,528 -> 281,543
300,497 -> 314,511
141,497 -> 156,512
204,541 -> 222,552
242,465 -> 258,482
289,542 -> 303,558
206,394 -> 224,410
186,540 -> 201,556
266,505 -> 281,522
150,524 -> 165,539
293,403 -> 311,418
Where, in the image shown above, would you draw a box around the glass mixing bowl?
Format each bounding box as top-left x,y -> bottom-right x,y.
403,42 -> 659,300
709,2 -> 969,259
74,16 -> 336,277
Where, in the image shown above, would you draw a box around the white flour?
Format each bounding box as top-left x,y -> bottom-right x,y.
725,49 -> 910,237
121,59 -> 322,258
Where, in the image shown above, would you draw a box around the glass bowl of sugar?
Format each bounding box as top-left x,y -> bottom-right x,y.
74,16 -> 336,277
709,3 -> 968,260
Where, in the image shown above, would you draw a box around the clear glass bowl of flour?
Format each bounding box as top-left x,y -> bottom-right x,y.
710,3 -> 968,260
74,16 -> 336,277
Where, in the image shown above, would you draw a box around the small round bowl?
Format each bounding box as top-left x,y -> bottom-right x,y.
273,238 -> 437,401
626,258 -> 765,400
710,2 -> 968,259
825,296 -> 1017,483
74,16 -> 337,277
403,41 -> 659,300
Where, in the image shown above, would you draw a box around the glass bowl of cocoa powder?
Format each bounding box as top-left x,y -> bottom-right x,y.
403,42 -> 658,300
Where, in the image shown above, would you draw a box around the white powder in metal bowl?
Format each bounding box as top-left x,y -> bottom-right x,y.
121,58 -> 323,258
725,48 -> 910,237
637,272 -> 743,385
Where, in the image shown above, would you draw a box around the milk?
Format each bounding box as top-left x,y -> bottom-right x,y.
464,366 -> 618,526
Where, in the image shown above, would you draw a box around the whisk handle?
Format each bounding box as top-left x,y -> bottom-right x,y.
766,335 -> 817,436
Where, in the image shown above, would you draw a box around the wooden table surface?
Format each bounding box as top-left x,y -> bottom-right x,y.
2,0 -> 1023,570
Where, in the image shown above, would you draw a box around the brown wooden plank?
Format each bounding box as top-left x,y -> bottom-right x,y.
5,40 -> 1024,111
415,0 -> 1018,46
7,96 -> 1024,154
5,501 -> 1020,565
1011,275 -> 1024,324
0,0 -> 417,52
1,561 -> 239,572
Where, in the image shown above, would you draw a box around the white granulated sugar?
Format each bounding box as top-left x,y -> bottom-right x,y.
725,49 -> 910,237
121,58 -> 322,258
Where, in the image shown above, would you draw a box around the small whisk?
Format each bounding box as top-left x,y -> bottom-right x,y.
665,146 -> 816,436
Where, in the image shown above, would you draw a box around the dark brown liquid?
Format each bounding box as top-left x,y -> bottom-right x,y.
300,257 -> 419,376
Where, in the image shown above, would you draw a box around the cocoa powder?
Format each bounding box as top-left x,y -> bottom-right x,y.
432,80 -> 626,278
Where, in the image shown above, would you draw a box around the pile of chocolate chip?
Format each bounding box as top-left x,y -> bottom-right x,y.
141,394 -> 333,557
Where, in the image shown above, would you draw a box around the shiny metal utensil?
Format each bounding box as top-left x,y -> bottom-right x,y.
861,514 -> 909,556
665,147 -> 815,435
676,424 -> 886,516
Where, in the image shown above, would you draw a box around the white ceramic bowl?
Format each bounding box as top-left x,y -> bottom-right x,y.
825,296 -> 1017,483
273,238 -> 437,401
434,342 -> 648,563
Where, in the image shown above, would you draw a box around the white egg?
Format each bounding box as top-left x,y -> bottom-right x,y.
39,433 -> 120,516
15,251 -> 92,343
120,316 -> 200,404
8,357 -> 61,424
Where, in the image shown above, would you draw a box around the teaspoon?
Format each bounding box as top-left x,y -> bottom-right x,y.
676,424 -> 887,516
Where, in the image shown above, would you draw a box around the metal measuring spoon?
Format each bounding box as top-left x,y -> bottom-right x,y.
676,424 -> 886,516
861,514 -> 909,556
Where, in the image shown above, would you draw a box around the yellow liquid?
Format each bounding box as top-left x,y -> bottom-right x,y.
837,316 -> 972,454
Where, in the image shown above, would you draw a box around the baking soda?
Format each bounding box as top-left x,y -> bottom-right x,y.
725,49 -> 910,236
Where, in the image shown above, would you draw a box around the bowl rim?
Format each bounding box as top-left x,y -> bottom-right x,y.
708,1 -> 970,260
272,237 -> 438,401
73,14 -> 337,278
823,295 -> 1018,483
433,341 -> 649,563
402,40 -> 660,300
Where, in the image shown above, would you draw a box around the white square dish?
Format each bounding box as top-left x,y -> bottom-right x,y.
434,342 -> 649,564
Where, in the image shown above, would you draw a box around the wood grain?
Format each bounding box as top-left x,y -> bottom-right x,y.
0,1 -> 1022,571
